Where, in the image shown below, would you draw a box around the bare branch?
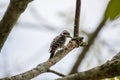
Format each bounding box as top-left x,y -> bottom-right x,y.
0,0 -> 85,79
74,0 -> 81,37
56,52 -> 120,80
47,69 -> 65,77
70,17 -> 107,74
0,39 -> 84,80
0,0 -> 33,51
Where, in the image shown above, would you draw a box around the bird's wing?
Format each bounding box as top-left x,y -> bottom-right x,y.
49,35 -> 60,51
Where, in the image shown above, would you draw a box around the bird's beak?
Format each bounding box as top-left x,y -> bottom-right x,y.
68,35 -> 72,38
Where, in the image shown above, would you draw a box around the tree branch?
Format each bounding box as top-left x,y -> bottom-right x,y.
0,0 -> 33,52
70,17 -> 107,74
0,0 -> 85,79
56,52 -> 120,80
74,0 -> 81,37
0,39 -> 85,80
47,69 -> 65,77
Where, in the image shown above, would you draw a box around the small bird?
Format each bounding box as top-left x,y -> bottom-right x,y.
49,30 -> 72,59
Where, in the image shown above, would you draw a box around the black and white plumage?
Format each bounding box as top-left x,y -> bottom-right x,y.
49,30 -> 72,59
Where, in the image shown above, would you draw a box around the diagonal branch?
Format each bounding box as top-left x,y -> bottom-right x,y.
56,52 -> 120,80
74,0 -> 81,37
0,39 -> 85,80
47,69 -> 65,77
0,0 -> 33,52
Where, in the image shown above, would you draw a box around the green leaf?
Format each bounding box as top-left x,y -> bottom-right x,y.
109,78 -> 115,80
105,0 -> 120,20
117,76 -> 120,79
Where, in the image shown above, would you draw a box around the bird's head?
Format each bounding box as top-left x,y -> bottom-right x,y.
61,30 -> 72,38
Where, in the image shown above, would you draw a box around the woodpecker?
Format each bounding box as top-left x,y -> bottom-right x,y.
49,30 -> 72,59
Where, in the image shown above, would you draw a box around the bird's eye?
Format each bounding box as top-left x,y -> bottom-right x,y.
63,32 -> 69,35
62,30 -> 70,35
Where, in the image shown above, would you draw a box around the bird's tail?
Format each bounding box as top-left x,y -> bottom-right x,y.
49,49 -> 56,59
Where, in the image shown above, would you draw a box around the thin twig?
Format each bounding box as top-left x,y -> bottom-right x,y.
70,17 -> 107,74
74,0 -> 81,37
47,69 -> 65,77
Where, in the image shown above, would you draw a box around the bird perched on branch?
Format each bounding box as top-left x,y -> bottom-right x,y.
49,30 -> 72,59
